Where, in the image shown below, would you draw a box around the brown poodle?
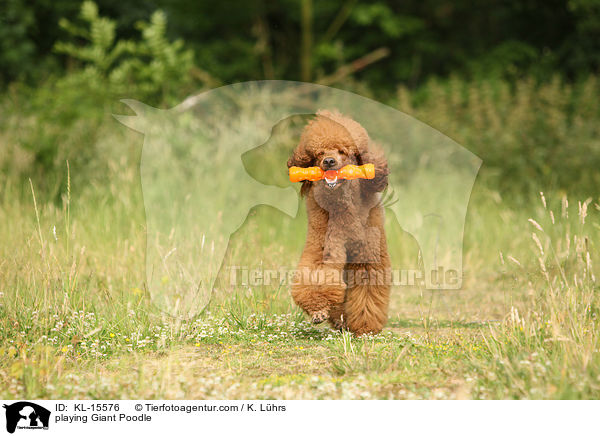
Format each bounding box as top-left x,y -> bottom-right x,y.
287,110 -> 391,335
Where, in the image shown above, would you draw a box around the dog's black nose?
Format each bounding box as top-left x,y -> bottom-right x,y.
323,157 -> 336,169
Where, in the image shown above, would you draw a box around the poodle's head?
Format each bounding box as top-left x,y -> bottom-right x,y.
287,110 -> 370,195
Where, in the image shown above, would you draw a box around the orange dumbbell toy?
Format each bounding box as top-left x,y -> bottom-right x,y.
289,164 -> 375,183
289,166 -> 324,183
337,164 -> 375,180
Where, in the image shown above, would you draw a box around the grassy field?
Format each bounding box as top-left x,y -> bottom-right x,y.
1,79 -> 600,399
1,172 -> 598,399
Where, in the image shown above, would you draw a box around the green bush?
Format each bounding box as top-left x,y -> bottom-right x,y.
54,1 -> 197,105
0,1 -> 200,197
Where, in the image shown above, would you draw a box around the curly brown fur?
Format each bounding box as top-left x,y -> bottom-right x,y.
288,110 -> 391,336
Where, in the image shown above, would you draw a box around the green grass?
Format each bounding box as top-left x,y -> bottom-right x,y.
1,167 -> 599,399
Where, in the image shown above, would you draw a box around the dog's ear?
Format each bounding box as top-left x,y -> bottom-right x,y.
299,181 -> 312,197
287,144 -> 314,196
287,146 -> 312,168
359,145 -> 389,192
288,146 -> 314,196
354,148 -> 368,166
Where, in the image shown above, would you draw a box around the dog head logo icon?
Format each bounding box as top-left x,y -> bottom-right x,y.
3,402 -> 51,434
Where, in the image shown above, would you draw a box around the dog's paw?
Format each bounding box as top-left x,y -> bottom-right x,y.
311,309 -> 329,324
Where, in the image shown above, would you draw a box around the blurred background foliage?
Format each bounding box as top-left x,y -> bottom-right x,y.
0,0 -> 599,198
3,0 -> 600,88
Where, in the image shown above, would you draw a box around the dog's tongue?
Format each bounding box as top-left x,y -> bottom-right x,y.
324,170 -> 338,179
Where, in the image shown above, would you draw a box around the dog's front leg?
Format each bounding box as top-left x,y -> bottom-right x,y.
290,263 -> 346,324
319,218 -> 349,327
291,233 -> 346,324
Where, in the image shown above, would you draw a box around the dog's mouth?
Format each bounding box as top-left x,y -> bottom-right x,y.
323,170 -> 340,189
